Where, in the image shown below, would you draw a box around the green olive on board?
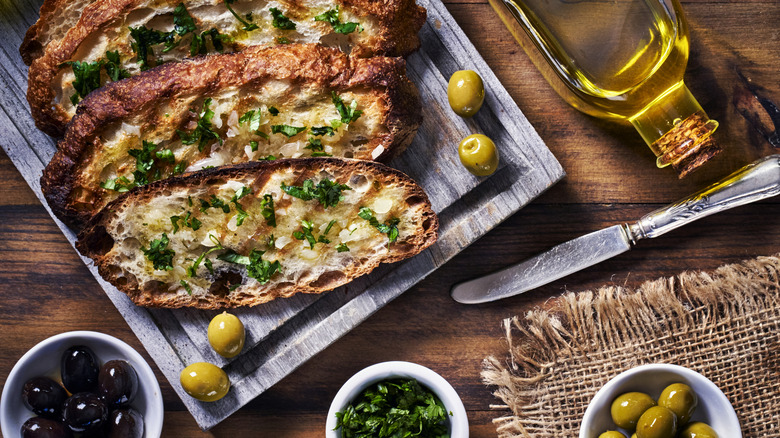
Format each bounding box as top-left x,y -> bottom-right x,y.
447,70 -> 485,117
635,406 -> 677,438
208,311 -> 245,358
598,431 -> 627,438
458,134 -> 498,176
678,422 -> 719,438
180,362 -> 230,402
611,392 -> 657,430
657,383 -> 697,425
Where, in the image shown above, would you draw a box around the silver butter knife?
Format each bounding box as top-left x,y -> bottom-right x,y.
451,154 -> 780,304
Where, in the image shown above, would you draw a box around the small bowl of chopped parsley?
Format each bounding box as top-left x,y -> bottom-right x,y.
326,361 -> 468,438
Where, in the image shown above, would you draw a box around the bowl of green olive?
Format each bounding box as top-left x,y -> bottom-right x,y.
579,364 -> 741,438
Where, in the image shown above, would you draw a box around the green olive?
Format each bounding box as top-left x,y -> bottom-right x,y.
180,362 -> 230,402
458,134 -> 499,176
448,70 -> 485,117
635,406 -> 677,438
598,432 -> 627,438
657,383 -> 697,425
611,392 -> 656,430
678,422 -> 718,438
208,311 -> 245,358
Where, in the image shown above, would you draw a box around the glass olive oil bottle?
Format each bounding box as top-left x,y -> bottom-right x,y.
490,0 -> 720,177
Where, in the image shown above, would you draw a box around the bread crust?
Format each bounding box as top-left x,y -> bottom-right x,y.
25,0 -> 426,136
41,44 -> 422,230
20,0 -> 99,65
76,158 -> 438,308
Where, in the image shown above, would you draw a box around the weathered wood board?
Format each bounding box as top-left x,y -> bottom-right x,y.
0,0 -> 565,430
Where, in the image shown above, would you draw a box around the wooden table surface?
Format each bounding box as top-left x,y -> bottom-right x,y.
2,0 -> 779,436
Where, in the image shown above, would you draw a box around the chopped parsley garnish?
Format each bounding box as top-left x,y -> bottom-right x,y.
230,186 -> 253,226
128,25 -> 171,71
172,3 -> 197,36
218,249 -> 281,284
130,4 -> 229,70
305,138 -> 332,157
173,161 -> 188,175
170,211 -> 202,233
310,126 -> 335,137
224,0 -> 259,31
200,195 -> 231,213
180,280 -> 193,295
100,176 -> 134,192
268,106 -> 280,116
276,36 -> 290,44
66,60 -> 104,105
177,98 -> 222,151
239,109 -> 263,132
293,219 -> 337,248
104,50 -> 131,82
332,92 -> 362,124
334,379 -> 449,437
336,243 -> 350,252
249,140 -> 259,152
260,194 -> 276,227
281,178 -> 351,208
271,124 -> 307,138
314,6 -> 362,34
259,155 -> 277,161
358,207 -> 400,243
102,140 -> 181,191
188,234 -> 224,277
142,233 -> 175,270
292,220 -> 317,249
270,7 -> 296,30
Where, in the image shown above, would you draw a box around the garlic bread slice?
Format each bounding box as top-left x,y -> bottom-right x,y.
41,44 -> 421,230
25,0 -> 426,135
76,158 -> 438,309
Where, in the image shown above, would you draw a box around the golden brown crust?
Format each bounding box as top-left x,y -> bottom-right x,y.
20,0 -> 99,65
24,0 -> 426,136
76,158 -> 438,309
41,44 -> 422,230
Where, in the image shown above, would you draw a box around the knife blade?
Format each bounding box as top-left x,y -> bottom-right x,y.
451,154 -> 780,304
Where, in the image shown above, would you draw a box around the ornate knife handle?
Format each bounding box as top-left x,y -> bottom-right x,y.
629,155 -> 780,241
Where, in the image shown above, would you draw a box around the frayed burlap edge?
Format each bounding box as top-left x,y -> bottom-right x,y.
481,254 -> 780,437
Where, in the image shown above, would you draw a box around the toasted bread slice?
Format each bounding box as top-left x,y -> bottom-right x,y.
25,0 -> 426,136
20,0 -> 99,65
75,158 -> 438,308
40,44 -> 421,230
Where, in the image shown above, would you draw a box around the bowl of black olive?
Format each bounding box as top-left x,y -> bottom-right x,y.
1,331 -> 163,438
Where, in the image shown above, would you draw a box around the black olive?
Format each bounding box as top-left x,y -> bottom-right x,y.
22,376 -> 69,418
98,360 -> 139,407
61,346 -> 99,394
20,416 -> 73,438
61,392 -> 108,433
108,408 -> 145,438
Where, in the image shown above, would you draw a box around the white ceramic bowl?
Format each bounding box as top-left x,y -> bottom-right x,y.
326,361 -> 469,438
580,363 -> 741,438
1,331 -> 164,438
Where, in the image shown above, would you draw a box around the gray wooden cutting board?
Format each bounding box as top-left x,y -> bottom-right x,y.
0,0 -> 564,430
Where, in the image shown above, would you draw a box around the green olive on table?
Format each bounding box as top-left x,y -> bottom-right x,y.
678,422 -> 719,438
180,362 -> 230,402
635,406 -> 677,438
598,431 -> 627,438
611,391 -> 656,430
458,134 -> 499,176
448,69 -> 485,117
657,383 -> 697,425
208,311 -> 245,358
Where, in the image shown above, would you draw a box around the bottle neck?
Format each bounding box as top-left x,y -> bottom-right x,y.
629,82 -> 721,177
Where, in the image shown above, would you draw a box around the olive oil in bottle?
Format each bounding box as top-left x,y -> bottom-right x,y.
490,0 -> 720,177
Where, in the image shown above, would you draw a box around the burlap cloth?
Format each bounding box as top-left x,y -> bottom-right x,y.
481,254 -> 780,437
